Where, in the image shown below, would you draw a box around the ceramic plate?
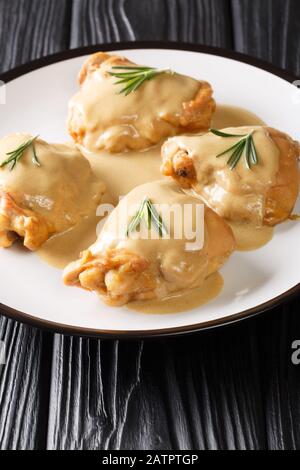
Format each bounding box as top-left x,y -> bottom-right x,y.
0,42 -> 299,337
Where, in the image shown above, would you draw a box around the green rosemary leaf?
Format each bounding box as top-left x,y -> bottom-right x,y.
127,197 -> 168,237
0,136 -> 40,171
209,128 -> 248,138
122,76 -> 146,96
227,140 -> 246,170
127,76 -> 146,95
110,66 -> 156,71
145,201 -> 152,231
126,197 -> 147,235
109,66 -> 170,95
6,145 -> 27,156
6,139 -> 34,156
114,77 -> 135,85
245,136 -> 252,169
118,77 -> 140,96
211,129 -> 259,170
31,141 -> 41,167
10,159 -> 17,171
6,149 -> 23,164
250,136 -> 258,165
216,140 -> 244,158
110,72 -> 146,79
146,199 -> 168,237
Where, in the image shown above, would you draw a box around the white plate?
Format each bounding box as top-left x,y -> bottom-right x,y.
0,43 -> 299,337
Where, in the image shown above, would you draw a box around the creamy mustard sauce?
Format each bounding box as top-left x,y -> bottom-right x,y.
37,145 -> 163,266
38,214 -> 100,269
212,105 -> 265,128
68,60 -> 200,152
83,145 -> 162,205
228,222 -> 273,251
128,271 -> 223,314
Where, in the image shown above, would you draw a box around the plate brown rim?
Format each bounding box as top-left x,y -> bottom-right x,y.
0,40 -> 299,339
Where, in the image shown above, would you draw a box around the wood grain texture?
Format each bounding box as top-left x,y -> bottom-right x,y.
47,326 -> 264,450
70,0 -> 233,47
0,317 -> 53,449
0,0 -> 71,73
47,305 -> 300,450
1,0 -> 300,451
0,0 -> 71,450
258,301 -> 300,450
231,0 -> 300,75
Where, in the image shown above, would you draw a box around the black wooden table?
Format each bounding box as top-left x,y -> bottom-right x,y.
0,0 -> 300,451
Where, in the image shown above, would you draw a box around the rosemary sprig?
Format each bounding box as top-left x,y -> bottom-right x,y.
210,128 -> 259,170
109,66 -> 171,96
127,197 -> 149,236
127,196 -> 168,237
0,136 -> 40,171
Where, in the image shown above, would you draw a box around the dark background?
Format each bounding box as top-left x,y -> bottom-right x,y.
0,0 -> 300,450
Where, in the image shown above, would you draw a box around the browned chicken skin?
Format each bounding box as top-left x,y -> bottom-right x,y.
263,128 -> 300,225
0,191 -> 49,250
63,180 -> 235,306
161,126 -> 300,226
63,248 -> 154,306
68,52 -> 216,153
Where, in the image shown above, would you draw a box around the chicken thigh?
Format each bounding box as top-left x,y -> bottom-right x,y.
63,180 -> 235,306
161,126 -> 300,226
68,52 -> 216,153
0,133 -> 105,250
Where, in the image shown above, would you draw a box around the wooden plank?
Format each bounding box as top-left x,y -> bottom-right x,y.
46,338 -> 176,450
257,301 -> 300,450
70,0 -> 233,48
9,302 -> 299,450
47,319 -> 273,450
0,0 -> 71,73
231,0 -> 300,75
0,317 -> 53,449
0,0 -> 72,450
